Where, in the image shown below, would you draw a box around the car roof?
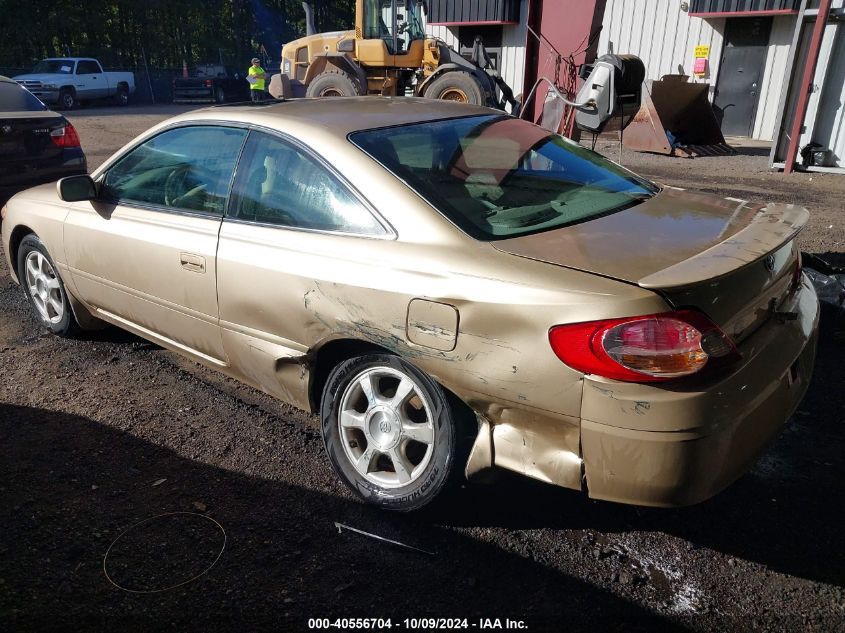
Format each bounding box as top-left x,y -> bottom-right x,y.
172,97 -> 498,138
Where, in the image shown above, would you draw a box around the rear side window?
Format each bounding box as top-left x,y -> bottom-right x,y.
228,131 -> 386,236
350,115 -> 658,241
102,126 -> 247,215
76,61 -> 101,74
0,82 -> 47,112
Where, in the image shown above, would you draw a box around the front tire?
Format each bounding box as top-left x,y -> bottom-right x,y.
423,71 -> 485,105
58,88 -> 76,110
17,235 -> 80,338
305,69 -> 363,98
321,354 -> 465,511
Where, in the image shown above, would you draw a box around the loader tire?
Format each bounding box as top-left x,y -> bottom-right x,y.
306,69 -> 363,98
423,71 -> 485,106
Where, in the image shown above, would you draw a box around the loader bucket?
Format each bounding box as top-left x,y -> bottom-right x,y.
623,79 -> 732,157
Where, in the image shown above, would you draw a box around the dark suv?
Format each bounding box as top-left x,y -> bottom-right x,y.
0,75 -> 87,205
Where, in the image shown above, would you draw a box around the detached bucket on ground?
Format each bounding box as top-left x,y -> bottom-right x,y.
623,77 -> 733,158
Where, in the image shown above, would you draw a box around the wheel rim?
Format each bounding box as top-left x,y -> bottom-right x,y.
440,88 -> 468,102
62,94 -> 73,108
24,251 -> 64,324
319,88 -> 344,97
338,366 -> 436,489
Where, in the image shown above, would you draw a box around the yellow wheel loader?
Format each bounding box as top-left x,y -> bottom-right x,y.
268,1 -> 518,111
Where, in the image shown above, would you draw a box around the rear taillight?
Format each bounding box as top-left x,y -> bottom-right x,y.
204,79 -> 213,87
50,123 -> 81,148
549,310 -> 740,382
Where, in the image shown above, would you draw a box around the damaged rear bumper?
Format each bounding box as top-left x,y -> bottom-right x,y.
579,277 -> 819,507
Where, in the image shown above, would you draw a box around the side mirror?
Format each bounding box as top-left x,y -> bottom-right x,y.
57,175 -> 97,202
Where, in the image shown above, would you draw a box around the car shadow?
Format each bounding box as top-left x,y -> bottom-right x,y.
0,402 -> 689,633
431,308 -> 845,588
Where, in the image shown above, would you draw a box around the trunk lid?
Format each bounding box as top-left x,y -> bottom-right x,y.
0,111 -> 67,180
493,187 -> 806,343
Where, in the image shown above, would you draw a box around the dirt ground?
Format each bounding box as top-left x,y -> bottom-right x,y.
1,104 -> 844,632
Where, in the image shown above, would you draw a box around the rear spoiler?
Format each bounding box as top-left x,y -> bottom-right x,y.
638,203 -> 809,289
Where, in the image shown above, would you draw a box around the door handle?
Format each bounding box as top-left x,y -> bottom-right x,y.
180,252 -> 206,273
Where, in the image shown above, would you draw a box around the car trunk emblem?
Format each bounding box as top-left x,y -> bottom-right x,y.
764,255 -> 776,273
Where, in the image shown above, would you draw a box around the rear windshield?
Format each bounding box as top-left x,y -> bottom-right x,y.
350,115 -> 658,240
0,82 -> 47,112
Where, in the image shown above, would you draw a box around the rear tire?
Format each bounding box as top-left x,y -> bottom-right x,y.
305,68 -> 363,98
423,71 -> 485,106
321,354 -> 469,511
114,86 -> 129,106
58,88 -> 76,110
215,87 -> 226,104
17,235 -> 81,338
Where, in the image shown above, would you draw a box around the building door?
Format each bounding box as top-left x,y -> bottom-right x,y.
714,17 -> 773,137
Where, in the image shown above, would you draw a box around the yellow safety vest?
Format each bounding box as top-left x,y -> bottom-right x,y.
248,66 -> 266,91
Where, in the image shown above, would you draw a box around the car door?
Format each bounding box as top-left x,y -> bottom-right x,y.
75,60 -> 108,100
215,130 -> 391,404
63,124 -> 248,364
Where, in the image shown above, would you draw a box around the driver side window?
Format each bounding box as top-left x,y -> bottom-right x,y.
102,126 -> 247,216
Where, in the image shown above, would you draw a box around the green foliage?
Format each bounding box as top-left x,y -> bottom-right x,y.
0,0 -> 356,69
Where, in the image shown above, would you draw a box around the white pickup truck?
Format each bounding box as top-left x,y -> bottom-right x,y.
13,58 -> 135,110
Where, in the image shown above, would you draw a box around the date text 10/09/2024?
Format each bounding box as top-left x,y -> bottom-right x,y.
307,618 -> 529,630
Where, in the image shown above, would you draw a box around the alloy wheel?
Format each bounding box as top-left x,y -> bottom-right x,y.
24,250 -> 64,324
338,366 -> 436,488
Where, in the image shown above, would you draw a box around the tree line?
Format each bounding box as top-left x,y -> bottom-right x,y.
0,0 -> 355,70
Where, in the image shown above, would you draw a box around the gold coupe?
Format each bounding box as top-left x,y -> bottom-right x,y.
1,98 -> 818,510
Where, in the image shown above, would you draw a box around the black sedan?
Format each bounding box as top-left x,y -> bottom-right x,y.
0,75 -> 87,205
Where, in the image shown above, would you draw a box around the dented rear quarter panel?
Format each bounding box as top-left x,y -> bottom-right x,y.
214,155 -> 668,489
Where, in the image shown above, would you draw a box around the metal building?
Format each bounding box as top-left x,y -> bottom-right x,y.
423,0 -> 607,120
424,0 -> 845,172
599,0 -> 845,171
598,0 -> 799,141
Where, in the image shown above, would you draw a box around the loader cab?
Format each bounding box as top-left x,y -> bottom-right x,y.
359,0 -> 426,57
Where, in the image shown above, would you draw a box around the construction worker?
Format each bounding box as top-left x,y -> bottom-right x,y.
248,58 -> 266,101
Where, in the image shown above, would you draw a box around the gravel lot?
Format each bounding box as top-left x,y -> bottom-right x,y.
1,104 -> 844,632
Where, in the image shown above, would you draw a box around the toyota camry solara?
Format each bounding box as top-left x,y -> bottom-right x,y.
0,98 -> 818,510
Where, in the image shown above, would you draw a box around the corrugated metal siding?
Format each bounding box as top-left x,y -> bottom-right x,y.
752,15 -> 793,139
501,18 -> 528,97
426,24 -> 460,49
599,0 -> 725,91
689,0 -> 800,13
427,0 -> 521,24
